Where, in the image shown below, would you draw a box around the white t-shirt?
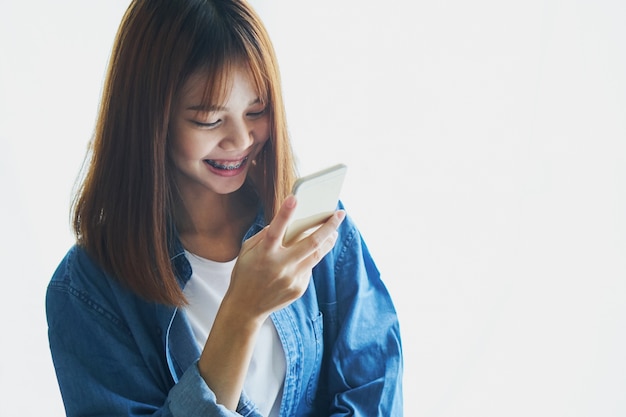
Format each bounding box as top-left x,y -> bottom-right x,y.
182,251 -> 286,417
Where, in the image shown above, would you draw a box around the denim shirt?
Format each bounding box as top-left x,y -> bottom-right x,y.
46,204 -> 403,416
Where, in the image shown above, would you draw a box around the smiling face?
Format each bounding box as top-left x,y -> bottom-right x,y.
169,65 -> 271,201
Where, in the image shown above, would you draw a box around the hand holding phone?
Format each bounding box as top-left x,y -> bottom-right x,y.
283,164 -> 347,245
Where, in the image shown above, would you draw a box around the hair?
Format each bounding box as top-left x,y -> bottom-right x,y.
72,0 -> 296,306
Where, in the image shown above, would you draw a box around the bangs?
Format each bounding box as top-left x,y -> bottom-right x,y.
195,55 -> 270,112
186,22 -> 271,113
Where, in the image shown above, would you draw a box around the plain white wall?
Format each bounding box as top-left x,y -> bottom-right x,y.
1,1 -> 624,416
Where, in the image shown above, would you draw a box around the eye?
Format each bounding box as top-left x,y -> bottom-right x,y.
247,107 -> 267,119
191,119 -> 221,128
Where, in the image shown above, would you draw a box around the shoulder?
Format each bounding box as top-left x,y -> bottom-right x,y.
314,201 -> 379,283
333,201 -> 376,268
48,245 -> 107,291
46,245 -> 132,330
334,200 -> 359,243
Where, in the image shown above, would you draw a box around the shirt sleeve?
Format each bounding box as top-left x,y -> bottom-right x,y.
317,213 -> 404,416
168,362 -> 261,417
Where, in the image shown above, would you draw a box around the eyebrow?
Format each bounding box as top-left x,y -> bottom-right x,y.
186,98 -> 262,112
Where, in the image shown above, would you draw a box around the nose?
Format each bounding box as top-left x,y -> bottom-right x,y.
220,119 -> 254,151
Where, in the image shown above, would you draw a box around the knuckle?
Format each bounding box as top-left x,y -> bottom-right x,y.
309,234 -> 324,248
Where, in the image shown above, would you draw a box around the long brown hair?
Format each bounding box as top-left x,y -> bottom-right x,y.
73,0 -> 296,306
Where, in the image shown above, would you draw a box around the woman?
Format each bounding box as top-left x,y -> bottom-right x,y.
46,0 -> 403,415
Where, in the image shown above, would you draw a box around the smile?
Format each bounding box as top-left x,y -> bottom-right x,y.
205,157 -> 248,170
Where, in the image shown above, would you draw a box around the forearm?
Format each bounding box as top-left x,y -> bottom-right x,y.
198,299 -> 265,410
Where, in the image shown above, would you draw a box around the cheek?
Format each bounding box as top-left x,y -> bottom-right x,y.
169,124 -> 202,163
254,119 -> 271,145
170,123 -> 202,161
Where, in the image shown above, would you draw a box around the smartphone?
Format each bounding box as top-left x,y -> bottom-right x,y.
283,163 -> 347,245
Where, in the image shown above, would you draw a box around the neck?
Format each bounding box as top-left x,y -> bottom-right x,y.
174,188 -> 257,262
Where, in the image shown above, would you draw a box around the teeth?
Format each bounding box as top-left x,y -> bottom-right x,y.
206,157 -> 247,170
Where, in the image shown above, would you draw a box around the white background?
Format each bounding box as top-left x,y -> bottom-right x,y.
1,1 -> 625,416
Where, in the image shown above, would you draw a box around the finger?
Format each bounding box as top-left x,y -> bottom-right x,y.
290,210 -> 345,262
314,209 -> 346,236
298,230 -> 340,272
264,195 -> 297,245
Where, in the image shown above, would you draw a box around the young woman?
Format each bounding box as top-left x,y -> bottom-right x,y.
46,1 -> 403,415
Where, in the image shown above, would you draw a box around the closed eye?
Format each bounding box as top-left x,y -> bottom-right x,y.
191,119 -> 221,128
247,107 -> 267,118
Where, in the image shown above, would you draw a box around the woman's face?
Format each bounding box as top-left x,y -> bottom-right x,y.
169,66 -> 270,198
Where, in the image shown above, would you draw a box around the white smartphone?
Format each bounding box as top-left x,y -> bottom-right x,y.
283,163 -> 348,245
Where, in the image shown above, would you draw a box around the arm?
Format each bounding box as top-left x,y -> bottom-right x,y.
197,195 -> 346,409
319,215 -> 404,416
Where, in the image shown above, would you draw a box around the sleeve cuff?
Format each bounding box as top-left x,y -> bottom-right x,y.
167,360 -> 262,417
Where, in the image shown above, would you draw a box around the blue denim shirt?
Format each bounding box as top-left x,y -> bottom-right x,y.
46,205 -> 403,416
